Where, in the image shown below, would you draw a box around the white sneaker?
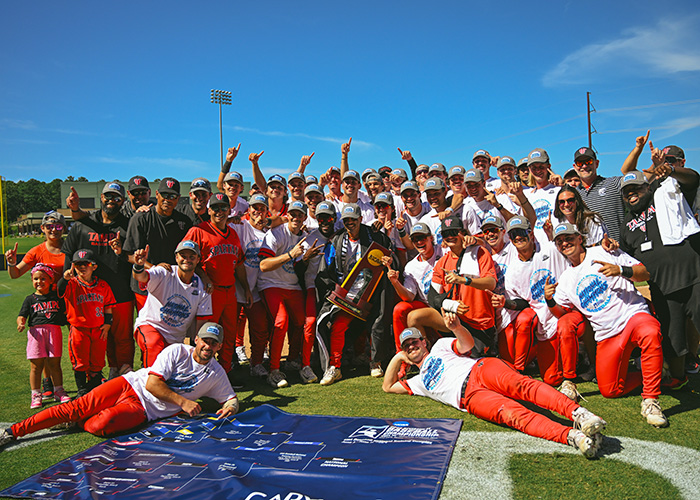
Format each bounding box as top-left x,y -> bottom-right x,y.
320,366 -> 342,386
0,429 -> 14,448
567,429 -> 601,459
369,362 -> 384,378
299,365 -> 318,384
236,346 -> 250,365
572,407 -> 607,437
267,369 -> 289,389
641,398 -> 668,428
559,380 -> 581,402
251,363 -> 269,377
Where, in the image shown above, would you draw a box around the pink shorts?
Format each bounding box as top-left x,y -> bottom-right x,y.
26,325 -> 63,359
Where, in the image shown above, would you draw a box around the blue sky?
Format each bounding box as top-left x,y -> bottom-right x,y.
2,1 -> 699,185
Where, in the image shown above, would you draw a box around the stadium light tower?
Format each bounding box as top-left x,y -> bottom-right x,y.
210,89 -> 232,168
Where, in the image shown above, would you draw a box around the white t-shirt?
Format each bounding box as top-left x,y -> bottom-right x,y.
258,224 -> 305,291
525,184 -> 559,244
460,203 -> 481,236
403,246 -> 444,304
485,176 -> 501,193
229,197 -> 249,218
332,198 -> 376,230
406,338 -> 477,411
554,247 -> 649,341
134,267 -> 212,345
465,197 -> 520,230
123,343 -> 235,421
232,220 -> 267,303
419,209 -> 444,247
304,215 -> 319,230
491,242 -> 521,331
505,241 -> 570,341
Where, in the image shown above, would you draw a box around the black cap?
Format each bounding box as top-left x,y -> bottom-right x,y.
72,249 -> 96,264
574,147 -> 597,161
662,145 -> 685,160
158,177 -> 181,196
440,215 -> 464,234
128,176 -> 150,192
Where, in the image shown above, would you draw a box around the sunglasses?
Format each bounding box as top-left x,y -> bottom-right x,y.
558,197 -> 576,206
380,172 -> 391,179
482,227 -> 501,235
575,159 -> 594,166
210,205 -> 229,213
410,234 -> 429,243
555,235 -> 578,246
131,190 -> 149,196
508,228 -> 530,241
44,224 -> 64,231
161,193 -> 179,200
665,156 -> 679,164
416,169 -> 429,176
317,215 -> 335,223
401,191 -> 418,199
104,193 -> 123,202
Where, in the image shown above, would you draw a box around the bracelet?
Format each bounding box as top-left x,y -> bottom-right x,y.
546,297 -> 557,308
397,227 -> 407,237
133,264 -> 145,273
287,251 -> 293,261
620,266 -> 634,279
464,276 -> 472,286
7,262 -> 16,267
221,160 -> 232,174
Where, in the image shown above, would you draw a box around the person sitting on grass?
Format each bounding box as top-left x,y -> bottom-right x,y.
17,264 -> 69,409
58,249 -> 116,398
382,312 -> 608,459
0,323 -> 239,446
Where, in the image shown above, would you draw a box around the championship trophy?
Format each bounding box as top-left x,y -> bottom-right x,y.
327,241 -> 391,320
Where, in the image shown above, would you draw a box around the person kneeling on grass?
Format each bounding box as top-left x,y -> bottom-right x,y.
383,312 -> 608,458
1,322 -> 239,447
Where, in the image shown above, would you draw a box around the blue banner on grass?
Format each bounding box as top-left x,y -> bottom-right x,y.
2,404 -> 461,500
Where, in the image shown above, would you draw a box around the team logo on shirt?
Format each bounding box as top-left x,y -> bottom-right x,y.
421,355 -> 445,391
529,268 -> 555,303
494,263 -> 507,294
166,374 -> 199,393
160,293 -> 192,327
420,267 -> 433,296
245,240 -> 262,268
531,199 -> 551,229
576,274 -> 611,312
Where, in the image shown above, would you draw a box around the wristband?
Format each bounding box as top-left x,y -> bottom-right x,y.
621,266 -> 634,279
222,160 -> 232,174
464,276 -> 472,286
223,396 -> 239,414
442,299 -> 460,313
445,207 -> 453,213
133,264 -> 145,273
103,313 -> 113,326
7,261 -> 16,267
495,204 -> 503,211
397,227 -> 407,237
287,251 -> 293,261
546,297 -> 557,308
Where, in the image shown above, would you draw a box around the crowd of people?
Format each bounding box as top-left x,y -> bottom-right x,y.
2,131 -> 698,459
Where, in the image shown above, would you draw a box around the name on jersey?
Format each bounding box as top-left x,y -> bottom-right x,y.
88,231 -> 118,247
207,243 -> 239,259
76,292 -> 104,305
626,205 -> 655,232
31,300 -> 61,314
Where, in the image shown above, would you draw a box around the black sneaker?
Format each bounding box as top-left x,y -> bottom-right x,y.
42,377 -> 54,400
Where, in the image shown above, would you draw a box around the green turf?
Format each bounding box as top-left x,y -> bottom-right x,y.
0,266 -> 699,499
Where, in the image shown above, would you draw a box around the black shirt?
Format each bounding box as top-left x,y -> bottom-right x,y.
62,210 -> 133,303
176,200 -> 210,225
19,291 -> 67,327
620,179 -> 700,295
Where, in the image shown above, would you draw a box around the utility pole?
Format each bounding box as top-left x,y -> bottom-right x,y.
210,89 -> 232,168
587,91 -> 595,150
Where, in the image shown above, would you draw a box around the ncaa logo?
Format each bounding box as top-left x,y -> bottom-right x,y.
206,325 -> 221,336
166,180 -> 174,188
109,183 -> 121,190
531,151 -> 541,158
623,173 -> 636,182
465,171 -> 477,179
476,150 -> 487,156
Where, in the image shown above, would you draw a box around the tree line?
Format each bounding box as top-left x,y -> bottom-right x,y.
3,177 -> 98,223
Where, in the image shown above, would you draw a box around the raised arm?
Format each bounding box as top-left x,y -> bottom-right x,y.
250,151 -> 266,192
340,137 -> 351,178
217,144 -> 241,192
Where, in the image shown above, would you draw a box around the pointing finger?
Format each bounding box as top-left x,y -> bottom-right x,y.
309,152 -> 315,159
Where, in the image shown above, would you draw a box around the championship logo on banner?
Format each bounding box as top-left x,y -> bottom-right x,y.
2,405 -> 461,500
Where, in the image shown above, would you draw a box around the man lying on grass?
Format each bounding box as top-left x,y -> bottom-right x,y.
1,322 -> 239,447
383,310 -> 608,458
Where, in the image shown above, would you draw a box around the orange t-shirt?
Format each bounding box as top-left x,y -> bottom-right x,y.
432,246 -> 496,330
22,242 -> 65,276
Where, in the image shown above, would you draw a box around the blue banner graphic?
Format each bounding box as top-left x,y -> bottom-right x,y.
2,404 -> 461,500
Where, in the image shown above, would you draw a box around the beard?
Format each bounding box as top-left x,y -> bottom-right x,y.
624,190 -> 653,215
101,200 -> 121,217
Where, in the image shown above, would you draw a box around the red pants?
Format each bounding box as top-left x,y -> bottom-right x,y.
69,325 -> 106,373
498,308 -> 538,372
329,310 -> 356,368
240,300 -> 271,366
596,312 -> 663,400
262,288 -> 305,371
537,310 -> 586,386
393,300 -> 428,351
300,289 -> 317,367
235,304 -> 246,348
11,377 -> 147,438
463,358 -> 578,444
106,301 -> 135,369
134,324 -> 167,368
211,285 -> 238,372
134,292 -> 147,312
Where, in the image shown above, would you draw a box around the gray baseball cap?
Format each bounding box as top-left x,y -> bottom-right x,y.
410,222 -> 431,237
102,181 -> 126,197
342,170 -> 361,183
399,327 -> 423,345
481,215 -> 504,230
472,149 -> 491,161
304,183 -> 323,196
288,200 -> 308,215
198,322 -> 223,343
506,216 -> 531,232
448,165 -> 466,179
528,148 -> 550,165
429,163 -> 447,174
315,201 -> 336,217
400,180 -> 420,194
464,168 -> 484,183
553,222 -> 580,238
340,203 -> 362,220
175,239 -> 201,257
621,171 -> 649,189
423,177 -> 446,191
497,157 -> 516,169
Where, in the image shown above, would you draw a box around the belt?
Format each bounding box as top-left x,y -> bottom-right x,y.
458,374 -> 471,409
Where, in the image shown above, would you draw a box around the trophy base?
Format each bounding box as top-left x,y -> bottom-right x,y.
328,284 -> 371,321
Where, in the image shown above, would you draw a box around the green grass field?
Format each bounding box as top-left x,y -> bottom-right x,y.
1,236 -> 699,499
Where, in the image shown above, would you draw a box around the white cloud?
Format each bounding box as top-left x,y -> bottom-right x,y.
93,156 -> 208,170
543,17 -> 700,87
0,119 -> 37,130
230,125 -> 377,149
